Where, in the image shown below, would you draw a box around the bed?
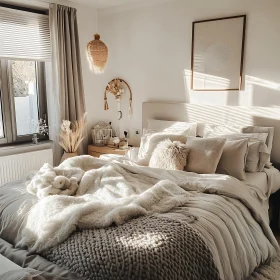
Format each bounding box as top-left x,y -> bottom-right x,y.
0,102 -> 280,280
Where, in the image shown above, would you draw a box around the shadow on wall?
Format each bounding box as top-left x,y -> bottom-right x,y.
183,69 -> 280,107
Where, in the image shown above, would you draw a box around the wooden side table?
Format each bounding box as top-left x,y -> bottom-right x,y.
88,145 -> 130,158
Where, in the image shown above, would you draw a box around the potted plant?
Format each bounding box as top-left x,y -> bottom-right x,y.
59,113 -> 87,162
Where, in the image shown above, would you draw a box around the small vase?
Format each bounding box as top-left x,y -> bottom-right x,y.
60,151 -> 78,163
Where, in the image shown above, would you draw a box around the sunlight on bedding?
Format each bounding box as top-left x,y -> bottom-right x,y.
115,231 -> 167,249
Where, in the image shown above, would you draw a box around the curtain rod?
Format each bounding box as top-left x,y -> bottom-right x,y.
0,3 -> 48,15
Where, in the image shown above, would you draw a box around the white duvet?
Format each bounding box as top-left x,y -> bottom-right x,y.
19,155 -> 279,280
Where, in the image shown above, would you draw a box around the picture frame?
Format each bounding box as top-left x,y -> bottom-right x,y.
191,15 -> 247,91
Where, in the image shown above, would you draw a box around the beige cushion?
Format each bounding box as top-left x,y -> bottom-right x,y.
138,133 -> 187,166
246,141 -> 270,172
205,132 -> 268,174
242,126 -> 274,166
149,139 -> 189,171
185,137 -> 226,174
216,139 -> 249,180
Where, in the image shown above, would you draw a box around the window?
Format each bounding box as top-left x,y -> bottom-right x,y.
0,4 -> 50,145
0,59 -> 47,144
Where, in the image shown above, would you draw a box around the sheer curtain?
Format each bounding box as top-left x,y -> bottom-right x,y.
48,4 -> 87,165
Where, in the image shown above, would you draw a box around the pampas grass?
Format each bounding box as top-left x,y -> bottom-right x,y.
59,113 -> 87,153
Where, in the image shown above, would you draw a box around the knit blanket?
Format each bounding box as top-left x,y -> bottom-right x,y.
41,214 -> 220,280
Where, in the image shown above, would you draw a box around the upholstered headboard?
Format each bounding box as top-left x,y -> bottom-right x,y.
142,102 -> 280,164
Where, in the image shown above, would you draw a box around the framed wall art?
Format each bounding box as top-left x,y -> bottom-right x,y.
191,15 -> 246,91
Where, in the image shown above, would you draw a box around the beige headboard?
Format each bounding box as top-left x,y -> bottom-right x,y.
142,102 -> 280,164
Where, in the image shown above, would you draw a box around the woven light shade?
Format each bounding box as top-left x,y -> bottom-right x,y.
86,34 -> 108,74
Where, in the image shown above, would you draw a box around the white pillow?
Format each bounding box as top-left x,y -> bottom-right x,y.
203,124 -> 242,138
138,132 -> 188,166
205,132 -> 268,143
147,119 -> 197,136
143,128 -> 188,136
125,147 -> 140,162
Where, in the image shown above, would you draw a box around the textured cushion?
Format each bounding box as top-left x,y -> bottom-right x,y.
216,139 -> 249,180
185,137 -> 226,174
246,141 -> 270,172
149,139 -> 189,171
138,133 -> 187,166
242,126 -> 274,166
147,119 -> 197,136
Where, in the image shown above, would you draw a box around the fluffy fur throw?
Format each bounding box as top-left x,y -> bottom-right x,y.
19,156 -> 189,252
149,139 -> 189,170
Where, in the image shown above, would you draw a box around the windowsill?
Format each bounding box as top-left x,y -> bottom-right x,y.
0,140 -> 53,157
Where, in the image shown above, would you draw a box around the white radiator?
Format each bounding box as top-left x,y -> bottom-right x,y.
0,148 -> 53,185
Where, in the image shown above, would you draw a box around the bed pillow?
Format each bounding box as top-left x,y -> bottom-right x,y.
205,132 -> 268,174
242,126 -> 274,167
203,124 -> 242,138
185,137 -> 226,174
143,128 -> 191,136
246,141 -> 270,172
216,138 -> 249,181
147,119 -> 197,136
149,139 -> 189,171
138,132 -> 187,166
216,133 -> 268,143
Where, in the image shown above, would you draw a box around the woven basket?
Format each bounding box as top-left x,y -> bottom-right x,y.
86,34 -> 108,74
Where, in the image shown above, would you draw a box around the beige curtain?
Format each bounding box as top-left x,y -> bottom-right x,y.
48,4 -> 87,165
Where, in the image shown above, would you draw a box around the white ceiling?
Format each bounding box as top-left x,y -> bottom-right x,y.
69,0 -> 170,9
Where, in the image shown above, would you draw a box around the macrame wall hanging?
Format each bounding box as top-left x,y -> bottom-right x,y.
104,78 -> 133,120
86,12 -> 108,74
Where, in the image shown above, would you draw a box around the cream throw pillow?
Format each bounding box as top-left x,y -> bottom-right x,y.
149,139 -> 189,170
216,139 -> 249,180
185,137 -> 226,174
242,126 -> 274,167
246,141 -> 270,172
138,133 -> 187,166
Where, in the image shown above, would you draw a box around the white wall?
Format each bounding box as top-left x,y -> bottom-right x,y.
86,0 -> 280,144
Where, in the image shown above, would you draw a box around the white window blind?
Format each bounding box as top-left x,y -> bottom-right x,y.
0,7 -> 51,61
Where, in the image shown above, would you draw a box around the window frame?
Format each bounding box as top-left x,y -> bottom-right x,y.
0,59 -> 48,145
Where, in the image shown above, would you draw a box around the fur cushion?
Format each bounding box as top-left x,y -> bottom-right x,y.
138,133 -> 187,166
149,139 -> 189,171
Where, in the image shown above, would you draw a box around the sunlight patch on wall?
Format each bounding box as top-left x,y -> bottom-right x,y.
246,76 -> 280,91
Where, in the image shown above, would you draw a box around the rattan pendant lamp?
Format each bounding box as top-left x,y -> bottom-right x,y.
86,11 -> 108,74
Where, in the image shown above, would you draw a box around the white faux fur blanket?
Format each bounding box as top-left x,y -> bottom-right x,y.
20,156 -> 189,252
19,155 -> 278,257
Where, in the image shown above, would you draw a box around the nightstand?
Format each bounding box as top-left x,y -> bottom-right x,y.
88,145 -> 130,158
